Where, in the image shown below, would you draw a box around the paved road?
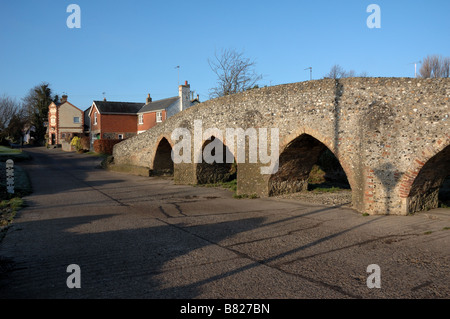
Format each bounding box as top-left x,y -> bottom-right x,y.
0,147 -> 449,299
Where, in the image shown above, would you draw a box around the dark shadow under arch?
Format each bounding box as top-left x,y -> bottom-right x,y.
408,145 -> 450,213
152,138 -> 174,176
196,136 -> 236,184
269,134 -> 350,196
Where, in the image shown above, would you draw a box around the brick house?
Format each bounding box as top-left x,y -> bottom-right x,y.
47,95 -> 84,146
88,100 -> 143,146
137,81 -> 200,134
88,81 -> 199,147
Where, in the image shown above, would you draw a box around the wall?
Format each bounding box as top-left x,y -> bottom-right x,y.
112,78 -> 450,216
137,110 -> 166,133
58,102 -> 84,132
100,114 -> 137,137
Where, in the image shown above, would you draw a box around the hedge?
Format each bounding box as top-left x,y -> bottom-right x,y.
93,139 -> 123,155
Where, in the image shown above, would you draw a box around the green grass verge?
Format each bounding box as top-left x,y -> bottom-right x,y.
0,146 -> 31,162
0,164 -> 33,200
0,146 -> 22,154
0,197 -> 25,242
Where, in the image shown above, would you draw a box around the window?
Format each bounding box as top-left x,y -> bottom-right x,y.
138,114 -> 143,125
73,117 -> 80,123
156,111 -> 163,123
118,134 -> 124,140
94,112 -> 98,124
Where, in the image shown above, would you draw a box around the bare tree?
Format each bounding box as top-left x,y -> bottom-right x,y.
0,95 -> 19,130
324,64 -> 365,79
419,55 -> 450,78
441,57 -> 450,78
324,64 -> 346,79
208,48 -> 263,98
0,95 -> 23,144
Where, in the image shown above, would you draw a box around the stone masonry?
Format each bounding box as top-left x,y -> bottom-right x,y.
112,78 -> 450,215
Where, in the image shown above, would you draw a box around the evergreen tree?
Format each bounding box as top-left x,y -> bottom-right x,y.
22,83 -> 58,144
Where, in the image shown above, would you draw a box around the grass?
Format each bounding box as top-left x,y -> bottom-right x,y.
198,179 -> 237,192
0,164 -> 33,199
311,186 -> 345,193
197,179 -> 259,199
0,146 -> 31,162
84,151 -> 109,158
0,158 -> 32,242
233,193 -> 259,199
0,197 -> 25,242
0,146 -> 22,154
439,202 -> 449,209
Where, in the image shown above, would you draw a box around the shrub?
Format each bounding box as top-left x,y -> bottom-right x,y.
93,139 -> 123,155
70,136 -> 82,152
80,136 -> 90,151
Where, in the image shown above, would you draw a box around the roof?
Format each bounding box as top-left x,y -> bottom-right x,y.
93,101 -> 144,114
138,96 -> 179,113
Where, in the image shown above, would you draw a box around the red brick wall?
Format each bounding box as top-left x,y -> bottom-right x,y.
90,108 -> 101,133
101,114 -> 137,133
138,111 -> 166,131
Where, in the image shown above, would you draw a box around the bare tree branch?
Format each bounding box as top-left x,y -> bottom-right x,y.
0,95 -> 24,144
0,95 -> 19,131
208,48 -> 263,98
324,65 -> 365,79
419,55 -> 450,78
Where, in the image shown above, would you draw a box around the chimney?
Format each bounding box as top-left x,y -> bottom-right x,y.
61,95 -> 68,103
179,81 -> 190,112
146,93 -> 152,104
103,97 -> 107,102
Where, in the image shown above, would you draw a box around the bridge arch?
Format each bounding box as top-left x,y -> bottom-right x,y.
195,135 -> 236,184
151,135 -> 174,176
268,129 -> 353,198
399,135 -> 450,214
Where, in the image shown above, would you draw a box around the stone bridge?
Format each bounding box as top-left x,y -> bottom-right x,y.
112,78 -> 450,216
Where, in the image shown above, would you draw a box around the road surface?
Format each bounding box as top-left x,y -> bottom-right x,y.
0,147 -> 449,299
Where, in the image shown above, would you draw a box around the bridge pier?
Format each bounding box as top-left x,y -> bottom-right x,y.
174,163 -> 197,185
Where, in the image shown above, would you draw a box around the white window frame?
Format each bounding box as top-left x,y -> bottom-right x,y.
156,111 -> 162,123
73,117 -> 80,123
118,134 -> 124,140
138,114 -> 143,125
94,112 -> 98,125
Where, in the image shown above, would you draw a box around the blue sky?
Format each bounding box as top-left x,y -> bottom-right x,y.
1,0 -> 449,111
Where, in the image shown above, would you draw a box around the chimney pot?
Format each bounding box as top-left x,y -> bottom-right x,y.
61,95 -> 68,103
146,93 -> 152,104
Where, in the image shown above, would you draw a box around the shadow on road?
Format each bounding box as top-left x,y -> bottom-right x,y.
0,199 -> 385,299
